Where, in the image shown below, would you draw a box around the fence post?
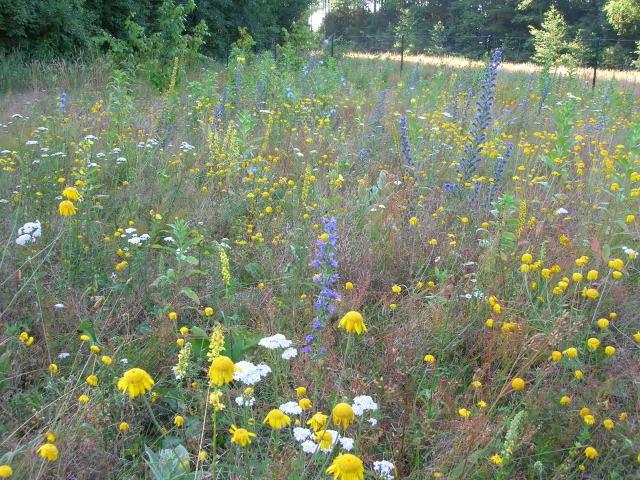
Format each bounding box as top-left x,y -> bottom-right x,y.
273,39 -> 277,62
400,34 -> 405,73
330,34 -> 334,57
592,38 -> 600,90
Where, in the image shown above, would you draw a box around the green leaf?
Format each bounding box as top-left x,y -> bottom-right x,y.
180,287 -> 200,304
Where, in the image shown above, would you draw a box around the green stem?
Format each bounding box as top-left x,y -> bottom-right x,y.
211,411 -> 217,479
142,395 -> 163,433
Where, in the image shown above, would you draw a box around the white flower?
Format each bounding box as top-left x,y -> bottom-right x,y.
58,352 -> 71,359
54,303 -> 65,309
15,220 -> 42,246
368,418 -> 378,427
281,347 -> 297,360
293,427 -> 312,442
373,460 -> 396,479
352,395 -> 378,416
338,436 -> 354,451
555,208 -> 569,215
301,440 -> 318,454
234,395 -> 255,407
120,358 -> 128,364
279,401 -> 302,415
258,333 -> 292,349
25,140 -> 38,145
125,228 -> 137,234
233,361 -> 271,385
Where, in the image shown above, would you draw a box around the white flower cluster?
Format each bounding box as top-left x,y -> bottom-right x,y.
373,460 -> 396,480
234,395 -> 255,407
15,220 -> 41,246
279,401 -> 302,415
258,333 -> 298,360
294,427 -> 354,454
352,395 -> 378,416
233,361 -> 271,385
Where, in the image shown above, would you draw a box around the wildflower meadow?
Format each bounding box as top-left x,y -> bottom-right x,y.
1,31 -> 640,480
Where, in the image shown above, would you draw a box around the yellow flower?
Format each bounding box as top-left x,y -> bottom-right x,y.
584,447 -> 598,459
44,431 -> 56,443
326,453 -> 364,480
316,430 -> 334,450
115,261 -> 128,271
332,403 -> 355,429
423,354 -> 436,364
511,377 -> 525,391
0,465 -> 12,477
61,187 -> 80,200
58,200 -> 77,216
562,347 -> 578,358
337,311 -> 367,335
409,216 -> 419,226
204,307 -> 214,317
86,375 -> 99,387
458,408 -> 471,418
521,253 -> 533,264
295,386 -> 307,397
37,443 -> 59,462
470,380 -> 482,389
80,334 -> 90,342
550,351 -> 562,361
597,318 -> 609,329
485,318 -> 494,328
586,270 -> 598,281
90,345 -> 100,354
229,425 -> 256,446
101,355 -> 112,366
634,332 -> 640,343
117,368 -> 155,398
168,311 -> 178,321
307,412 -> 329,432
604,345 -> 616,356
299,398 -> 313,410
174,415 -> 185,427
48,363 -> 58,374
490,454 -> 503,466
587,338 -> 600,351
602,418 -> 614,430
344,282 -> 354,290
574,370 -> 583,380
118,422 -> 129,431
626,214 -> 635,223
391,284 -> 402,294
263,409 -> 291,430
78,394 -> 90,403
198,451 -> 208,461
560,396 -> 571,405
208,355 -> 236,386
583,414 -> 596,426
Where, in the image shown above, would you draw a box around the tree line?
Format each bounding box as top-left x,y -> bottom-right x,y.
323,0 -> 640,68
0,0 -> 314,60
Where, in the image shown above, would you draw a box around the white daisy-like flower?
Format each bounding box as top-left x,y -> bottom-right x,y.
373,460 -> 396,480
368,418 -> 378,427
15,220 -> 42,246
281,347 -> 297,360
279,401 -> 302,415
258,333 -> 292,349
233,361 -> 271,385
293,427 -> 312,442
352,395 -> 378,416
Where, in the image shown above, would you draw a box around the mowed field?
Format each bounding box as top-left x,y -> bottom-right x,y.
0,51 -> 639,479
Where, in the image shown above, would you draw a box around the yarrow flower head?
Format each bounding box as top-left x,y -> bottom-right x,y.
233,360 -> 271,385
258,333 -> 292,349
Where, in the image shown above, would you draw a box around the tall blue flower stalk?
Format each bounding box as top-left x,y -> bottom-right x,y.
457,49 -> 502,183
487,141 -> 513,205
302,217 -> 340,355
57,92 -> 67,113
399,116 -> 414,168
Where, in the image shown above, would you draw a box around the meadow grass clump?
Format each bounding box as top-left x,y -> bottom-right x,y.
0,48 -> 639,479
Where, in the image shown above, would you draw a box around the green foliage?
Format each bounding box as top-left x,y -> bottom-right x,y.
530,6 -> 576,67
604,0 -> 640,34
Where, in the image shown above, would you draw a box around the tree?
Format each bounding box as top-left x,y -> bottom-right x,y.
604,0 -> 640,34
530,5 -> 575,66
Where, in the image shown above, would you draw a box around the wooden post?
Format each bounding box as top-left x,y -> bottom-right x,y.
592,38 -> 600,90
400,34 -> 405,73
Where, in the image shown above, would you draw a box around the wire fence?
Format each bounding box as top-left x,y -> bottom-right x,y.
316,32 -> 640,86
